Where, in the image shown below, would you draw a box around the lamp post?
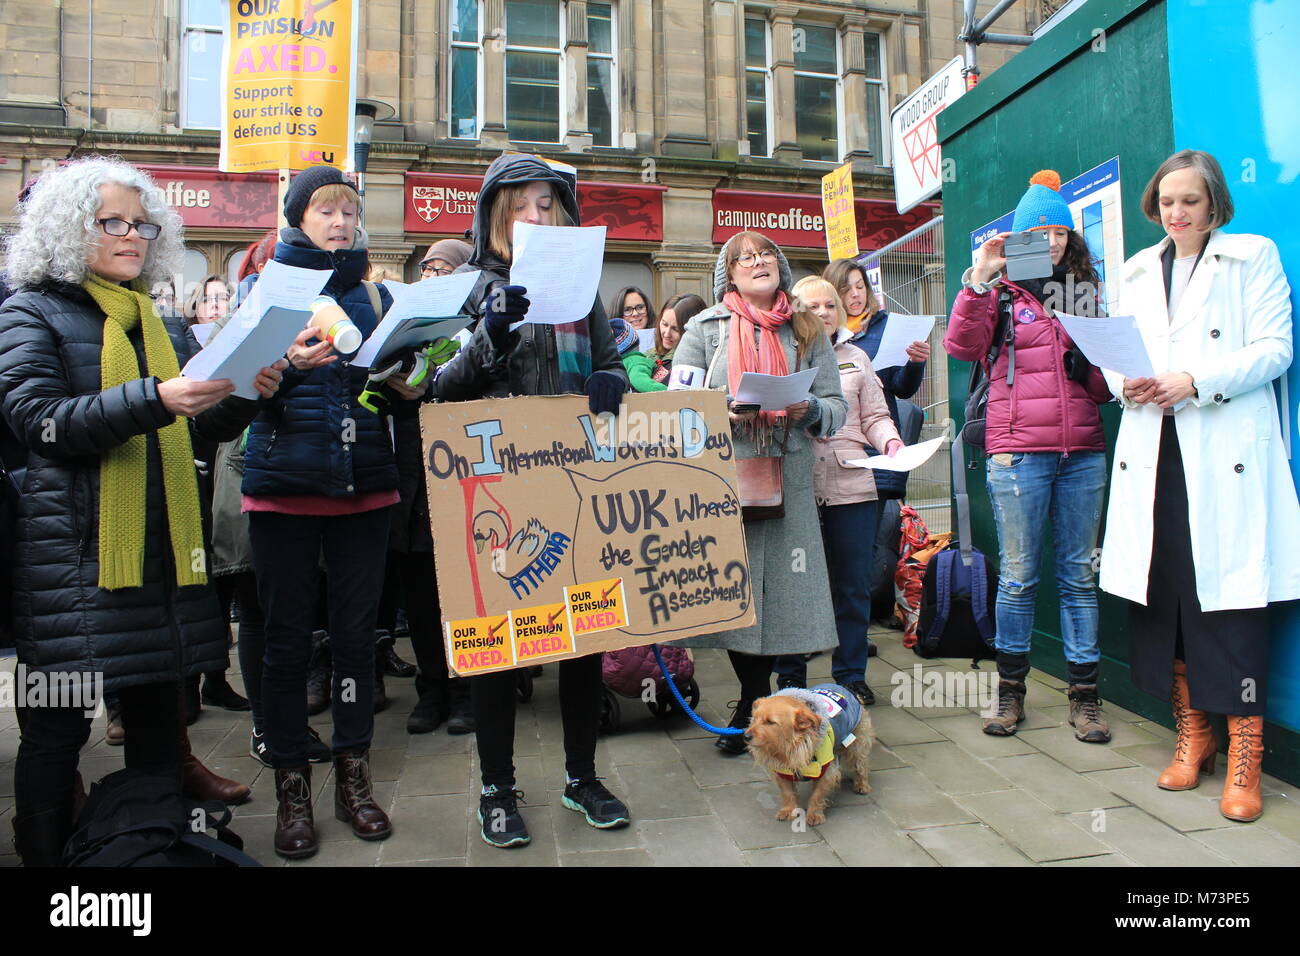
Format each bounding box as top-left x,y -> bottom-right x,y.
353,98 -> 395,228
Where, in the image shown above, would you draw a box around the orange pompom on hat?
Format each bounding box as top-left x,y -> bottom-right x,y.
1011,169 -> 1073,232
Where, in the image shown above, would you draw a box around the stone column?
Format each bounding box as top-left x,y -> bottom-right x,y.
767,4 -> 801,164
480,0 -> 509,148
838,14 -> 874,171
565,1 -> 593,152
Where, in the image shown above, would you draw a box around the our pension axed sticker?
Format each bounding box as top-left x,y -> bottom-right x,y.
564,578 -> 629,636
445,614 -> 515,675
510,602 -> 574,663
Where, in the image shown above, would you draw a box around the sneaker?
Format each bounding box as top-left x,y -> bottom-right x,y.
562,778 -> 630,829
845,680 -> 876,707
306,726 -> 331,764
249,729 -> 272,768
478,785 -> 530,848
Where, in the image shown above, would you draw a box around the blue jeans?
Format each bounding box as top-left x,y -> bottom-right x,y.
985,451 -> 1106,664
775,498 -> 883,685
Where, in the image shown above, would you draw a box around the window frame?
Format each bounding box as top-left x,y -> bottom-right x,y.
743,15 -> 773,158
586,1 -> 618,147
449,0 -> 485,140
791,20 -> 844,164
180,0 -> 224,131
863,30 -> 889,167
503,0 -> 567,145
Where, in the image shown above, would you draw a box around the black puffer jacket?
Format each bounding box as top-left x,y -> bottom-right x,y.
432,153 -> 626,401
0,282 -> 262,691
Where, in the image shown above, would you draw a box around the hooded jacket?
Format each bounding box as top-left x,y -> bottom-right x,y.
0,283 -> 260,690
240,228 -> 399,498
431,153 -> 626,401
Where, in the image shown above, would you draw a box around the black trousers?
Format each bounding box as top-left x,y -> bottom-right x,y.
729,650 -> 775,701
473,654 -> 602,788
391,550 -> 465,705
249,507 -> 391,767
15,680 -> 182,861
1128,416 -> 1269,715
224,570 -> 266,730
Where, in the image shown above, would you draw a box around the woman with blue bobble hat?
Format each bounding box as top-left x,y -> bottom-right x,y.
433,152 -> 630,849
944,170 -> 1116,743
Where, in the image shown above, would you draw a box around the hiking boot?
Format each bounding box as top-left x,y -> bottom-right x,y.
845,680 -> 876,707
376,631 -> 417,678
1067,683 -> 1111,743
305,631 -> 331,716
562,778 -> 630,829
478,785 -> 530,848
333,749 -> 392,840
274,766 -> 317,860
716,699 -> 753,755
982,680 -> 1026,736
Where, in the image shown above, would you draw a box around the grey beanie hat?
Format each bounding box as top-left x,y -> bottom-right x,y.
713,232 -> 793,302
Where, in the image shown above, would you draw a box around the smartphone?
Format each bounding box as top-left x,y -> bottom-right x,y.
1003,230 -> 1053,281
731,402 -> 761,414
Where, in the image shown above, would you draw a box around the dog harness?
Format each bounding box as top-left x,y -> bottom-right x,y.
773,684 -> 862,781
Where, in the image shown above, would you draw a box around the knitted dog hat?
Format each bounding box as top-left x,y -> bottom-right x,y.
608,317 -> 640,355
1011,170 -> 1073,233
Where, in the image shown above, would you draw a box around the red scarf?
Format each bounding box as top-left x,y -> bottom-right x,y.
724,289 -> 793,429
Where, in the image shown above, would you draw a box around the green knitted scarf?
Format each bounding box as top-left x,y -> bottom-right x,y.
82,272 -> 207,591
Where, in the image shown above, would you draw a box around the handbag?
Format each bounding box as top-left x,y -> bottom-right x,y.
707,322 -> 793,521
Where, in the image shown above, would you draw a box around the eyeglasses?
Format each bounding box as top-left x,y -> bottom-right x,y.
96,218 -> 162,240
202,294 -> 231,305
735,249 -> 778,268
420,261 -> 455,278
622,304 -> 648,316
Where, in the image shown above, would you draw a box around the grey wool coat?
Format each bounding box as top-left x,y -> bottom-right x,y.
668,297 -> 847,656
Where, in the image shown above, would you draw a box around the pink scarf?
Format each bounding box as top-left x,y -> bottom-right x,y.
724,289 -> 793,430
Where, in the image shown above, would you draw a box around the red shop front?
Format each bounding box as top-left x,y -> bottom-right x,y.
712,188 -> 936,256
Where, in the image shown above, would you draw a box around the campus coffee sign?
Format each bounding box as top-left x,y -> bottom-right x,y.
404,173 -> 666,241
420,391 -> 753,677
140,165 -> 278,230
713,188 -> 935,250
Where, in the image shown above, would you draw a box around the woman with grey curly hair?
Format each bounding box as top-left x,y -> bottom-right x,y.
0,156 -> 287,865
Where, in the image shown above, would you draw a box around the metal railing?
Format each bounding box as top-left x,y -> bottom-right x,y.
860,215 -> 951,534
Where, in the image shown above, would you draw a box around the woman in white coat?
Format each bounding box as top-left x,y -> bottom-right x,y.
1100,150 -> 1300,823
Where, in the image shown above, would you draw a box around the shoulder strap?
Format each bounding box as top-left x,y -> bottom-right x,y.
968,555 -> 995,642
952,434 -> 974,567
179,832 -> 262,868
928,551 -> 954,640
362,279 -> 382,320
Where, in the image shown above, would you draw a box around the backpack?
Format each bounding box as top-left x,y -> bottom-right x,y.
915,436 -> 997,663
960,290 -> 1014,453
64,768 -> 260,867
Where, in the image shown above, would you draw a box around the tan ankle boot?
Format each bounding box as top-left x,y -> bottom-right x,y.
981,680 -> 1025,736
1220,716 -> 1264,822
1158,660 -> 1216,790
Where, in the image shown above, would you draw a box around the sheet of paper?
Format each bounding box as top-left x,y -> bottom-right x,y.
844,435 -> 945,473
509,222 -> 606,326
870,313 -> 937,370
190,323 -> 215,346
352,270 -> 480,368
181,260 -> 330,400
734,367 -> 819,410
1054,311 -> 1155,379
636,328 -> 657,352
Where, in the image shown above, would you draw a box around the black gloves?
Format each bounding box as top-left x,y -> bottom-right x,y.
586,370 -> 626,416
483,284 -> 530,351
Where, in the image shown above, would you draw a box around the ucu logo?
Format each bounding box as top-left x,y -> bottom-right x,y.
299,148 -> 335,164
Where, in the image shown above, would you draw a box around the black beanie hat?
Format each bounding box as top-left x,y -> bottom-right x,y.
283,165 -> 355,228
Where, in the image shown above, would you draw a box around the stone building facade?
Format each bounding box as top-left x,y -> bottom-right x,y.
0,0 -> 1035,308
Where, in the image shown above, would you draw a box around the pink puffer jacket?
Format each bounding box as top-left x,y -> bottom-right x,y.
944,280 -> 1112,454
812,335 -> 901,505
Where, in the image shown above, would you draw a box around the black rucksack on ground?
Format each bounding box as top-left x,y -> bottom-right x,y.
915,436 -> 997,663
64,768 -> 260,867
960,291 -> 1015,453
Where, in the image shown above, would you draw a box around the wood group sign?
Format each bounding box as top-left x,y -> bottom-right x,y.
219,0 -> 359,173
419,392 -> 754,676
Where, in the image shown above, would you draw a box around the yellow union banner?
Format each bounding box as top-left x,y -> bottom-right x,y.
219,0 -> 358,173
821,162 -> 859,261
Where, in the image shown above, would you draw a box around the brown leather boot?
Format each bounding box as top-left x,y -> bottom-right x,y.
334,749 -> 392,840
1220,716 -> 1264,822
182,729 -> 251,805
1067,684 -> 1111,743
274,766 -> 318,859
982,680 -> 1026,736
1157,660 -> 1216,790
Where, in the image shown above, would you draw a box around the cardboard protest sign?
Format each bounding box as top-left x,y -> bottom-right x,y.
219,0 -> 359,173
420,392 -> 754,676
821,163 -> 859,260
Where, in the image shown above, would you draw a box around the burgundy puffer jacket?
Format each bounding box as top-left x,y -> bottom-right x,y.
945,280 -> 1112,454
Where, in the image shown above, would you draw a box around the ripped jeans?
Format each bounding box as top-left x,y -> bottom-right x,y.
984,451 -> 1106,663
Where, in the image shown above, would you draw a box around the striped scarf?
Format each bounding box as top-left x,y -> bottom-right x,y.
82,273 -> 207,591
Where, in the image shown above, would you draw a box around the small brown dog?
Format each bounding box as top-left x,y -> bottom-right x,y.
744,685 -> 874,826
